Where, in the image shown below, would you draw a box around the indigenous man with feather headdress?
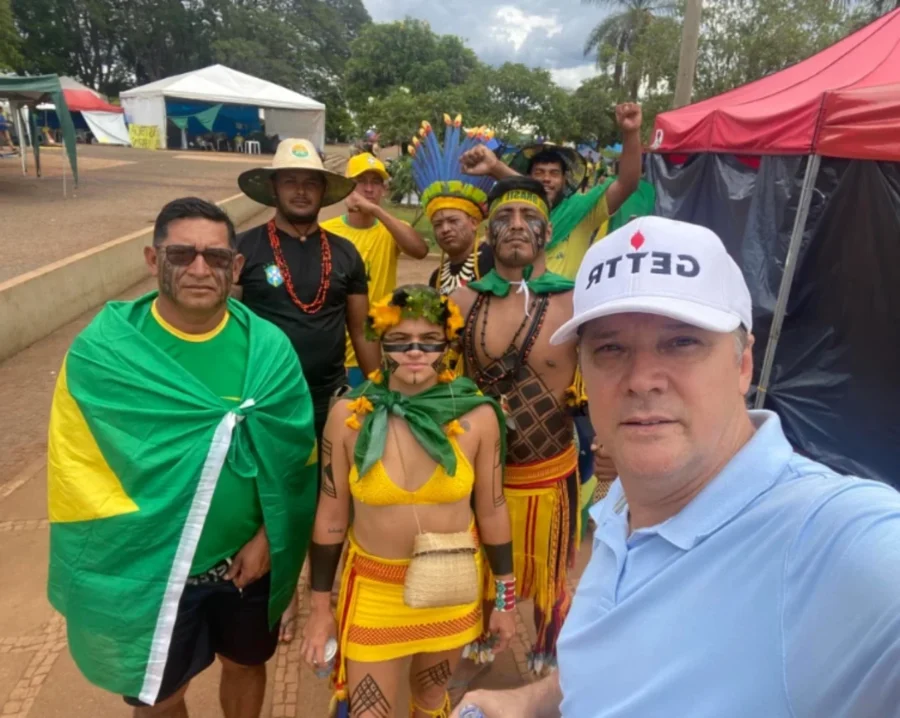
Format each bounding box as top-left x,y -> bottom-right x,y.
410,114 -> 498,296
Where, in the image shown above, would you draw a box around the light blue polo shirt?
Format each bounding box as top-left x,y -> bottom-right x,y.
557,411 -> 900,717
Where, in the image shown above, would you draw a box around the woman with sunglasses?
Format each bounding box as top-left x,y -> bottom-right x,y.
301,284 -> 516,718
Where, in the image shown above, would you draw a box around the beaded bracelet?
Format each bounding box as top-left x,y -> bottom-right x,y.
493,577 -> 517,612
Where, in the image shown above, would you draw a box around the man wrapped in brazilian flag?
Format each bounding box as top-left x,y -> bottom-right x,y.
47,197 -> 319,716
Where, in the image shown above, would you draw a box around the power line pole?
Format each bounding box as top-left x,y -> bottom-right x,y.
673,0 -> 703,108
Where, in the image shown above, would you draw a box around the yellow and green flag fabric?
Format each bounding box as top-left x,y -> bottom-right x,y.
47,293 -> 318,705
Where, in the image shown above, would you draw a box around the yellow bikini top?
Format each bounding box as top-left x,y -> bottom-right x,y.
349,437 -> 474,506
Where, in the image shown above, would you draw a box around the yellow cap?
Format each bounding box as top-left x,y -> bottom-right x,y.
345,153 -> 389,181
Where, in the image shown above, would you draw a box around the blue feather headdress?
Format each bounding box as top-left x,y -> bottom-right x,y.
410,114 -> 496,220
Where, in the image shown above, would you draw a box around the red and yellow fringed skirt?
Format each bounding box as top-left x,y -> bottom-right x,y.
330,529 -> 484,717
483,443 -> 580,675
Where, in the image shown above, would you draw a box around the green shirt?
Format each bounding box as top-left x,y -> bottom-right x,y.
140,300 -> 263,574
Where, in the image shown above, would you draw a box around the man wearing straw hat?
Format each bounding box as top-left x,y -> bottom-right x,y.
236,139 -> 382,642
452,216 -> 900,718
235,138 -> 381,437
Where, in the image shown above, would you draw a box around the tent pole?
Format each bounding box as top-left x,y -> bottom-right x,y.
23,105 -> 33,148
754,153 -> 822,409
14,105 -> 26,175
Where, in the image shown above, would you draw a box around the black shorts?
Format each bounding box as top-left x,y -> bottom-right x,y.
123,573 -> 279,706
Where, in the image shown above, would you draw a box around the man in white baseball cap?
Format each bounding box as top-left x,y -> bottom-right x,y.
452,216 -> 900,718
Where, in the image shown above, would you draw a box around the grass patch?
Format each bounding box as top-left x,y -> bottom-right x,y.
383,203 -> 437,249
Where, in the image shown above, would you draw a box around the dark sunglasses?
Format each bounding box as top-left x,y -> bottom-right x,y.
161,245 -> 235,270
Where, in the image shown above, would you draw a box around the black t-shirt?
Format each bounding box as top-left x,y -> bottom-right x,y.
237,223 -> 368,418
429,243 -> 495,295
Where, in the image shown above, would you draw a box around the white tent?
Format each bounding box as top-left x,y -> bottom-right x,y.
120,64 -> 326,150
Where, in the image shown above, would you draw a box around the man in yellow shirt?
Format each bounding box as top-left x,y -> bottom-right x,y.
460,103 -> 643,280
321,153 -> 428,386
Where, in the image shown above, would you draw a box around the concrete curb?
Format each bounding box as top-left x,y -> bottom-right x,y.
0,194 -> 266,363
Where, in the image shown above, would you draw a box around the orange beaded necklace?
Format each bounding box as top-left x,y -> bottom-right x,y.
266,219 -> 331,315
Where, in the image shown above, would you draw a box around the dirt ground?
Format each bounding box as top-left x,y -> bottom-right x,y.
0,202 -> 589,717
0,144 -> 351,282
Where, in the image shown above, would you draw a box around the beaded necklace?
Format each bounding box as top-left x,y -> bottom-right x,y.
433,236 -> 484,295
463,291 -> 549,389
266,219 -> 331,315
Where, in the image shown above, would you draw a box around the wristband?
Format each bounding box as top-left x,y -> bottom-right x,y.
309,542 -> 343,592
483,541 -> 514,576
493,577 -> 516,612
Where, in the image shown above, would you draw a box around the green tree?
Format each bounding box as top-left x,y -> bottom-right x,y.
693,0 -> 854,100
10,0 -> 370,107
581,0 -> 676,96
356,88 -> 435,149
387,154 -> 417,204
209,0 -> 370,142
115,0 -> 215,86
831,0 -> 899,18
12,0 -> 129,93
568,76 -> 617,143
210,6 -> 301,89
865,0 -> 899,13
344,18 -> 480,112
0,0 -> 21,71
483,63 -> 571,138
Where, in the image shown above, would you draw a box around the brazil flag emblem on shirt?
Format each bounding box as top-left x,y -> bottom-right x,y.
47,293 -> 318,705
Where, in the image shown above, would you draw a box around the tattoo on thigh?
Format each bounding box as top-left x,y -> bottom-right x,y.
351,674 -> 391,718
415,660 -> 453,691
492,439 -> 505,507
321,437 -> 337,499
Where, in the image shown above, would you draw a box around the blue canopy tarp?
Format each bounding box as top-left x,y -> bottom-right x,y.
165,100 -> 261,139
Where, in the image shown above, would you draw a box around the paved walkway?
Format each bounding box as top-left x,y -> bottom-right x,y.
0,144 -> 351,282
0,208 -> 592,716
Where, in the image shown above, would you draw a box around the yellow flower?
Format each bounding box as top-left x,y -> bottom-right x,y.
367,368 -> 384,384
445,419 -> 466,437
369,298 -> 402,336
345,413 -> 362,431
437,369 -> 456,383
445,300 -> 465,340
347,396 -> 374,415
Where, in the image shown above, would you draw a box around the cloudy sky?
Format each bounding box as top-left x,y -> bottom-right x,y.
362,0 -> 610,89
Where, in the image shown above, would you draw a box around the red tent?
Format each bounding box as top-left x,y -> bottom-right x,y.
652,8 -> 900,160
646,10 -> 900,489
58,76 -> 123,114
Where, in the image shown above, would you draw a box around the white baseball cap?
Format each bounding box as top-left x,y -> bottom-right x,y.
551,216 -> 752,345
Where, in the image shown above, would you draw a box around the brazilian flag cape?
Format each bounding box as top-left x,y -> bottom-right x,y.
47,294 -> 318,705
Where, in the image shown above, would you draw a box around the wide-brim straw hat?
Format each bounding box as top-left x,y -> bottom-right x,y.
238,138 -> 355,207
509,142 -> 587,192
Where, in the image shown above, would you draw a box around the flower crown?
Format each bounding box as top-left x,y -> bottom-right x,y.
366,286 -> 464,342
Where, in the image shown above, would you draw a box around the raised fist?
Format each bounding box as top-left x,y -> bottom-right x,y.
615,103 -> 642,134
